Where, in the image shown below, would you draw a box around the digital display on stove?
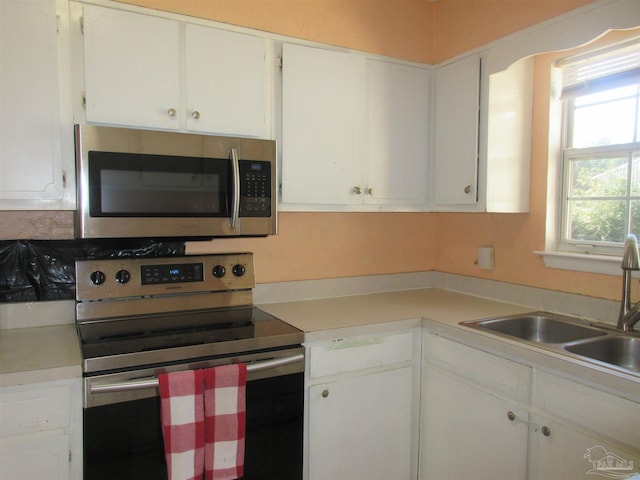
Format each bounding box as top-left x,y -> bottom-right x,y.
141,262 -> 204,285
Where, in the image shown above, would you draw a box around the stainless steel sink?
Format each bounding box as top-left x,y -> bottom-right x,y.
565,336 -> 640,373
468,313 -> 606,344
460,312 -> 639,375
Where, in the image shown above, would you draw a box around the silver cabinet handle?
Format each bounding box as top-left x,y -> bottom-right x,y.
229,148 -> 240,229
167,108 -> 177,117
353,186 -> 362,195
321,389 -> 329,398
89,353 -> 304,394
464,185 -> 472,194
541,426 -> 551,437
366,187 -> 374,196
191,110 -> 200,120
507,411 -> 516,421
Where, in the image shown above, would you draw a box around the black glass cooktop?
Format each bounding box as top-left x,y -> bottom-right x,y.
78,307 -> 302,373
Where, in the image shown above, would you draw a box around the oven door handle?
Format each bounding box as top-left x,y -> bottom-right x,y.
89,353 -> 304,394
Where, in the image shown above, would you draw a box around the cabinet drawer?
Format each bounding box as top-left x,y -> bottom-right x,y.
534,371 -> 640,449
0,383 -> 70,436
423,333 -> 531,403
308,332 -> 414,378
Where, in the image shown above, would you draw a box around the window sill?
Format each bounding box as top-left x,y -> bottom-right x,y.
534,250 -> 625,276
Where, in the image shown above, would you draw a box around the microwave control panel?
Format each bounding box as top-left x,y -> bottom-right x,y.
239,160 -> 271,217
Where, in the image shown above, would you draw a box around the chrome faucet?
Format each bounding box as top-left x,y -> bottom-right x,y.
618,234 -> 640,332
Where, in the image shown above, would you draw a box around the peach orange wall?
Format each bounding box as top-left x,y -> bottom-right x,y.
116,0 -> 435,62
435,30 -> 640,302
115,0 -> 596,63
1,1 -> 620,298
108,0 -> 631,302
187,212 -> 438,284
431,0 -> 597,63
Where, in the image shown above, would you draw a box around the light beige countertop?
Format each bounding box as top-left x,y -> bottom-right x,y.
259,288 -> 639,401
259,288 -> 532,337
1,287 -> 637,400
0,324 -> 82,387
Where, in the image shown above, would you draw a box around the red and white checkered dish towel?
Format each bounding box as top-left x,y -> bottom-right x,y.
204,364 -> 248,480
158,369 -> 206,480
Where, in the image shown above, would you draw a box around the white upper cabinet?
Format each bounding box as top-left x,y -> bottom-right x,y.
484,57 -> 533,213
366,59 -> 430,206
184,25 -> 266,137
0,0 -> 74,210
281,43 -> 430,209
83,6 -> 181,131
281,43 -> 365,206
431,53 -> 533,213
82,5 -> 267,138
432,54 -> 480,207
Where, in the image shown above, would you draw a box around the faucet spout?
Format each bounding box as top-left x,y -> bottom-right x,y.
618,234 -> 640,331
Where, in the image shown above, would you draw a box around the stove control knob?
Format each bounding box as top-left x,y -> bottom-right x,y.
232,264 -> 246,277
115,269 -> 131,284
212,265 -> 226,278
90,271 -> 106,286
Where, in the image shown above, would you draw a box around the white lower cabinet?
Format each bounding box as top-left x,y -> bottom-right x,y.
421,366 -> 528,480
305,329 -> 421,480
529,413 -> 638,480
530,371 -> 639,480
0,378 -> 82,480
420,331 -> 640,480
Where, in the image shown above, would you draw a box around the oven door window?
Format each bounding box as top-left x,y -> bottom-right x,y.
83,373 -> 303,480
88,151 -> 229,217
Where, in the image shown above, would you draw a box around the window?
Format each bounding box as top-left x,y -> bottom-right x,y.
559,41 -> 640,256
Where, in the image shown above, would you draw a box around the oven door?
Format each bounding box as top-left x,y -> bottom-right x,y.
83,349 -> 304,480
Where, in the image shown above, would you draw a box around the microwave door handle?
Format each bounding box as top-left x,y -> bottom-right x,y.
229,148 -> 240,229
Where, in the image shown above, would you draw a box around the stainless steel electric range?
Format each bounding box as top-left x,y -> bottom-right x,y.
75,252 -> 304,480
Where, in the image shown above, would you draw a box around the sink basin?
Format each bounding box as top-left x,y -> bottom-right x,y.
565,337 -> 640,373
461,312 -> 639,375
473,314 -> 606,344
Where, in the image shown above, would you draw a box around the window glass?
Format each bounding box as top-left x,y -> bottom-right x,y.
559,42 -> 640,252
567,199 -> 626,243
569,156 -> 628,197
571,85 -> 639,148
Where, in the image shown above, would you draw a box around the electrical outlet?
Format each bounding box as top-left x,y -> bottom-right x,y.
477,247 -> 495,270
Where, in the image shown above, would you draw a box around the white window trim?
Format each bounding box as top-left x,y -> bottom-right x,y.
540,39 -> 640,276
534,250 -> 624,275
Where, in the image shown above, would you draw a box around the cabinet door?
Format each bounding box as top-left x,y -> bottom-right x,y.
420,366 -> 528,480
433,55 -> 480,206
83,5 -> 180,129
308,367 -> 413,480
282,43 -> 365,205
185,25 -> 266,137
529,414 -> 640,480
0,0 -> 72,209
0,432 -> 70,480
365,59 -> 430,205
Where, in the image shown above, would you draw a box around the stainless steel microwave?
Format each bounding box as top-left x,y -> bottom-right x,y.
75,124 -> 277,239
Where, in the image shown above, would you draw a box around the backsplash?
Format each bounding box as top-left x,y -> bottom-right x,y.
0,211 -> 75,240
0,239 -> 184,303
